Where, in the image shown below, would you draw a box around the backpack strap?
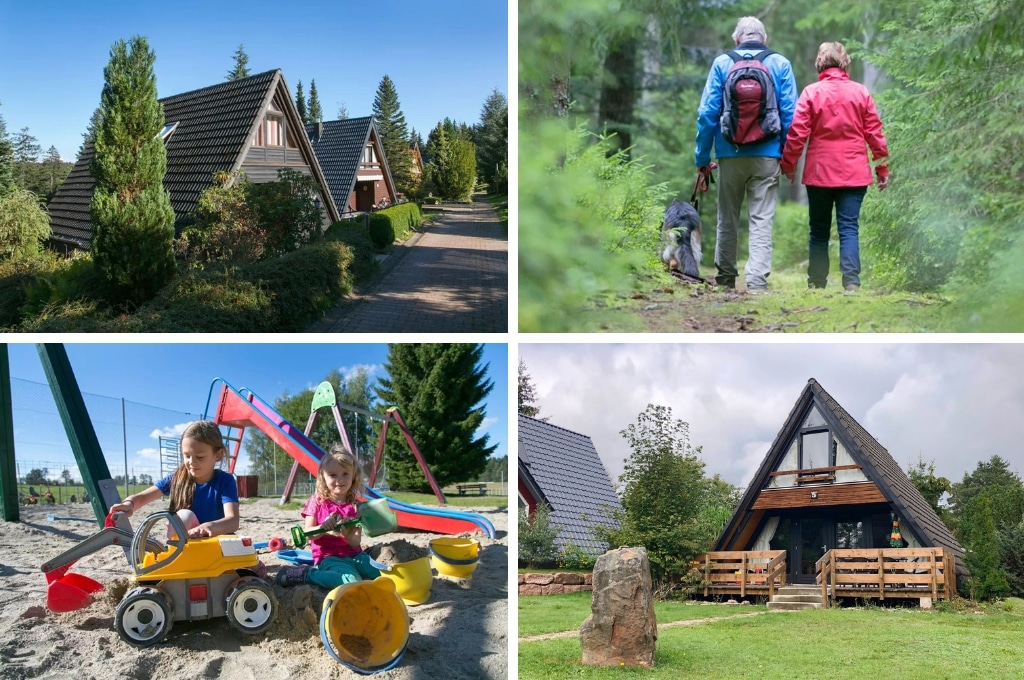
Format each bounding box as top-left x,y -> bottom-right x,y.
726,49 -> 776,62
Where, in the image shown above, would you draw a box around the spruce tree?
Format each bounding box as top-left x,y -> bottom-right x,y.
0,101 -> 14,193
227,43 -> 250,80
295,80 -> 307,124
475,89 -> 508,194
90,35 -> 176,307
518,358 -> 544,418
12,127 -> 41,190
337,102 -> 349,120
43,145 -> 65,197
374,344 -> 496,491
372,75 -> 414,194
78,107 -> 103,160
308,79 -> 322,124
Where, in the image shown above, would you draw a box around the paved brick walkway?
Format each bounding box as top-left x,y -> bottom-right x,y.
312,201 -> 508,333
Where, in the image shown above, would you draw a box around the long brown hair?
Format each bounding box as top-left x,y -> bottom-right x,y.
169,421 -> 227,514
315,445 -> 363,504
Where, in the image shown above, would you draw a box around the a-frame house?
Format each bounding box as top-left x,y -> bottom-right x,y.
48,69 -> 340,251
305,116 -> 398,215
714,379 -> 965,587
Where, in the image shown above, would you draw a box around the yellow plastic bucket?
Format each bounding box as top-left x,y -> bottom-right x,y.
379,557 -> 432,605
429,537 -> 480,579
319,577 -> 410,674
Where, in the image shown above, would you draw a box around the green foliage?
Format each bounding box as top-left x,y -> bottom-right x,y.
308,79 -> 322,124
324,219 -> 376,281
964,494 -> 1011,601
519,122 -> 668,331
226,44 -> 250,81
557,540 -> 597,571
475,89 -> 508,195
424,120 -> 477,201
179,174 -> 265,266
21,251 -> 101,316
519,503 -> 561,568
295,80 -> 307,124
0,188 -> 50,259
908,456 -> 953,526
374,344 -> 496,491
476,455 -> 508,483
367,217 -> 394,251
596,403 -> 739,586
0,100 -> 14,193
367,202 -> 423,251
951,455 -> 1024,535
518,358 -> 542,418
245,168 -> 324,254
997,521 -> 1024,598
89,35 -> 176,308
372,75 -> 414,194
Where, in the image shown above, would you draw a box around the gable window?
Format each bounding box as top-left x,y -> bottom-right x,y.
362,145 -> 377,163
252,102 -> 287,148
801,430 -> 832,470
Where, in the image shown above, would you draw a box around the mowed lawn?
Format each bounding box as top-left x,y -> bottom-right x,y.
520,594 -> 1024,679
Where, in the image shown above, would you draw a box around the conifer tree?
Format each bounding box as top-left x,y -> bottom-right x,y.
295,80 -> 307,124
43,145 -> 65,197
308,79 -> 322,124
227,43 -> 250,80
90,35 -> 176,307
372,75 -> 414,193
78,107 -> 103,160
12,127 -> 41,189
475,89 -> 508,194
337,102 -> 349,120
0,101 -> 14,193
374,344 -> 496,491
518,358 -> 544,418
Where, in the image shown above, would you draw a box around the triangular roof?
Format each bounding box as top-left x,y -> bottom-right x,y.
518,414 -> 622,555
305,117 -> 397,212
48,69 -> 339,249
715,379 -> 965,571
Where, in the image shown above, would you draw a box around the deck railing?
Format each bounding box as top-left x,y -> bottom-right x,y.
699,550 -> 787,600
815,548 -> 955,607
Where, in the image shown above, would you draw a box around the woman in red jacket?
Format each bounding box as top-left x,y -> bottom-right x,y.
781,42 -> 889,292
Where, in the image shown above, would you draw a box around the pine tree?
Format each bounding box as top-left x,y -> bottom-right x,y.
43,145 -> 66,198
226,43 -> 250,80
12,127 -> 41,189
0,100 -> 14,193
475,89 -> 508,195
90,35 -> 176,307
374,344 -> 496,491
337,102 -> 349,120
295,80 -> 307,124
409,128 -> 424,151
518,358 -> 544,418
307,79 -> 322,124
372,74 -> 414,194
78,107 -> 103,160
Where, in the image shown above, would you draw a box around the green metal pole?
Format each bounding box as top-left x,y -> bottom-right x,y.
0,345 -> 20,522
37,344 -> 115,525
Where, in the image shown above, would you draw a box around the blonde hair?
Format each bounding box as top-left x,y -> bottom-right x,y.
169,421 -> 227,514
315,445 -> 363,504
816,42 -> 851,73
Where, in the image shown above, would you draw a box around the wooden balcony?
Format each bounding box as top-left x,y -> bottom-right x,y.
815,548 -> 956,607
697,550 -> 787,601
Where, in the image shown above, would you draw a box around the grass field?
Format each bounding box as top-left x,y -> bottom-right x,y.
519,594 -> 1024,679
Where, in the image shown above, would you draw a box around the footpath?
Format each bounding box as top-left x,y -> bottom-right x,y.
310,199 -> 508,333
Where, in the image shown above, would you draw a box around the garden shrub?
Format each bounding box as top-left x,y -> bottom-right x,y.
0,257 -> 47,328
519,503 -> 561,568
245,169 -> 324,255
368,217 -> 395,251
0,189 -> 51,260
368,203 -> 423,251
557,540 -> 596,571
178,178 -> 265,266
325,220 -> 376,282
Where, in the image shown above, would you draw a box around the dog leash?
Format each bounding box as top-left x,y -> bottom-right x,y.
690,163 -> 717,212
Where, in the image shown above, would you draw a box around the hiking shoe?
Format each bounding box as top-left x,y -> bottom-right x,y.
747,287 -> 768,295
275,565 -> 308,587
844,284 -> 860,294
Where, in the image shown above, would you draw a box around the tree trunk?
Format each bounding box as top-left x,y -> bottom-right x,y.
599,29 -> 639,156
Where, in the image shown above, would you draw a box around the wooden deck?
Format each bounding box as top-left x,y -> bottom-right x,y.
816,548 -> 955,607
697,550 -> 787,600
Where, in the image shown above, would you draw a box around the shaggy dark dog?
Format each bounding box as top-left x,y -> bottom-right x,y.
660,199 -> 703,280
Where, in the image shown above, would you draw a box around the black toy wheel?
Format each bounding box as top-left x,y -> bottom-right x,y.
226,577 -> 277,634
115,586 -> 173,648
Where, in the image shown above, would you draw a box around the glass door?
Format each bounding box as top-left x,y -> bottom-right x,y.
795,517 -> 828,583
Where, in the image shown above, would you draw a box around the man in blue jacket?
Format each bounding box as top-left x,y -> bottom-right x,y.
695,16 -> 798,293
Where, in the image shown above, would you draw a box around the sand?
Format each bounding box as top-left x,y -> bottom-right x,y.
0,498 -> 508,679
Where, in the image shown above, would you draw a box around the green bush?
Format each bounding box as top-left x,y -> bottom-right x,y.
0,256 -> 51,328
367,203 -> 423,251
519,504 -> 561,568
245,168 -> 324,255
368,217 -> 395,251
325,220 -> 376,282
557,540 -> 597,571
22,251 -> 102,316
0,188 -> 51,260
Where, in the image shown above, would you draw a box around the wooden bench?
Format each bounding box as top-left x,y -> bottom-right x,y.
456,483 -> 488,496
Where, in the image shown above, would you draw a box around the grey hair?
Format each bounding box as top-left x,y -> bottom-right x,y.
733,16 -> 767,44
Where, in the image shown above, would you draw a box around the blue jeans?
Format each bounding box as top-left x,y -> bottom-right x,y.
806,186 -> 868,288
305,553 -> 381,590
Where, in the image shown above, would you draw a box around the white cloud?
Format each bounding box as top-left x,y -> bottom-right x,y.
149,422 -> 190,439
339,363 -> 381,382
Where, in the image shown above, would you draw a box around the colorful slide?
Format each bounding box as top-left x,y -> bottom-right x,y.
210,380 -> 496,538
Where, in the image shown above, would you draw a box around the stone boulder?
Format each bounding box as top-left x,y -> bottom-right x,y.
579,547 -> 657,668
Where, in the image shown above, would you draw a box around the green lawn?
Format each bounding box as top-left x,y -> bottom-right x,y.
389,489 -> 507,509
520,596 -> 1024,679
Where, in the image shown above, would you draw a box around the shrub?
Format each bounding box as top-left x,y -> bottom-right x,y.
325,220 -> 376,282
0,256 -> 50,328
519,503 -> 561,568
368,202 -> 423,251
0,188 -> 50,260
22,251 -> 102,316
368,217 -> 395,251
179,177 -> 266,266
557,540 -> 596,571
998,521 -> 1024,598
245,168 -> 324,255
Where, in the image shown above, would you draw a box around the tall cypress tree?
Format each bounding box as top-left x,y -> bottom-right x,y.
308,79 -> 322,124
295,80 -> 308,124
227,43 -> 250,80
374,344 -> 496,491
0,101 -> 14,193
372,74 -> 414,194
90,35 -> 176,307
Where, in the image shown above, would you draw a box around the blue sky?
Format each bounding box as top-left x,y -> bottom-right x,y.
0,0 -> 508,160
5,343 -> 508,481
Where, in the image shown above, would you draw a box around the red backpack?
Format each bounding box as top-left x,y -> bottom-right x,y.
720,49 -> 781,146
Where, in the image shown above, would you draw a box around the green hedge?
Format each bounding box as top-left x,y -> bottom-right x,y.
325,220 -> 376,282
20,240 -> 354,332
367,203 -> 424,251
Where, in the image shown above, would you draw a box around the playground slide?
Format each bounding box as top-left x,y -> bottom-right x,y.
212,381 -> 496,539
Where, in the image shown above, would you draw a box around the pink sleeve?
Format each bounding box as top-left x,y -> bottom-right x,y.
781,89 -> 812,176
300,495 -> 320,519
862,92 -> 889,177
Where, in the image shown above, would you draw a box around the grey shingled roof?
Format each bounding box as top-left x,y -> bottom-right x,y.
48,69 -> 337,249
305,117 -> 395,213
716,379 -> 965,574
519,414 -> 622,555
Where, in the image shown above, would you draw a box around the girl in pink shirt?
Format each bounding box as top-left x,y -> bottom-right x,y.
275,446 -> 380,588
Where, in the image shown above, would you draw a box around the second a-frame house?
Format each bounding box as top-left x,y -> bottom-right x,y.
48,69 -> 340,251
305,116 -> 398,215
715,378 -> 965,586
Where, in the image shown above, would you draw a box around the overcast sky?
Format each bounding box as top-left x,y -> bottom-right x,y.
519,343 -> 1024,495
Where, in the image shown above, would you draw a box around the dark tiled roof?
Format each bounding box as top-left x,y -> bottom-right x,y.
518,414 -> 622,555
716,379 -> 965,573
48,70 -> 279,249
305,117 -> 372,213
